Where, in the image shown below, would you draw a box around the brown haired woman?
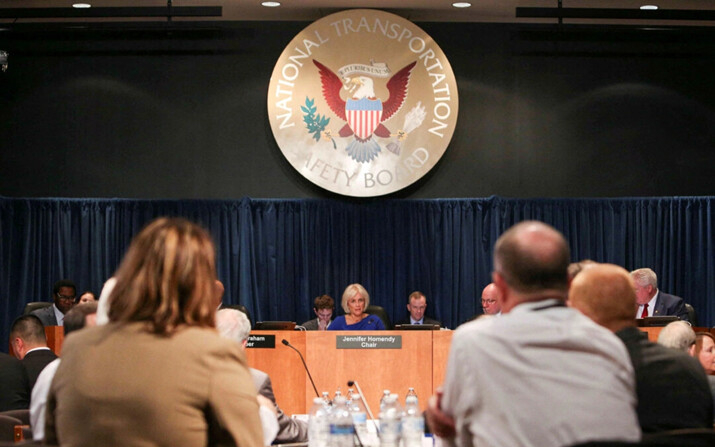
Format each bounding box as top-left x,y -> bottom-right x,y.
45,217 -> 263,447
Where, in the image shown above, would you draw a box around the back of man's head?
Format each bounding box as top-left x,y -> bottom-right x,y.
568,264 -> 636,332
10,314 -> 47,346
658,321 -> 696,353
493,221 -> 570,295
216,308 -> 251,346
63,302 -> 98,336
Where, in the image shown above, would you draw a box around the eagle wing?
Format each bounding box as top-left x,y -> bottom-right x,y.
313,59 -> 346,121
381,61 -> 417,122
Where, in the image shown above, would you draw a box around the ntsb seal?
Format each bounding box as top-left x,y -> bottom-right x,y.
267,9 -> 459,197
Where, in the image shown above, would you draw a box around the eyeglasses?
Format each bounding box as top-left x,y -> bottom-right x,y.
481,299 -> 496,305
56,293 -> 76,301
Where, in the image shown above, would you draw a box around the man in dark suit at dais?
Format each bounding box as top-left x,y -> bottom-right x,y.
630,268 -> 690,322
395,291 -> 441,327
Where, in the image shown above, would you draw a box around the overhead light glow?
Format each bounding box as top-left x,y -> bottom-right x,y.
640,5 -> 658,10
261,1 -> 281,7
452,2 -> 472,7
72,3 -> 92,8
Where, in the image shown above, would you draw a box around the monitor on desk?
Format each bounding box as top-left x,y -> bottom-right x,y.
636,316 -> 679,327
254,321 -> 296,330
394,324 -> 440,330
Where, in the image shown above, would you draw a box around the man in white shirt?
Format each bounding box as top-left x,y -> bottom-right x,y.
30,302 -> 98,441
429,221 -> 640,447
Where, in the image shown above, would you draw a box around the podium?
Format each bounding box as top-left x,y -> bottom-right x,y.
243,330 -> 453,416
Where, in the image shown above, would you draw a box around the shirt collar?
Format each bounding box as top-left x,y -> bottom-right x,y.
52,303 -> 65,326
410,316 -> 424,325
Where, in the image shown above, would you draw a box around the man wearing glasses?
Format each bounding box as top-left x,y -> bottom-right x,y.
31,279 -> 76,326
481,283 -> 502,316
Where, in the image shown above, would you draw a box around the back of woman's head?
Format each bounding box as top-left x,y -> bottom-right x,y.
108,217 -> 217,334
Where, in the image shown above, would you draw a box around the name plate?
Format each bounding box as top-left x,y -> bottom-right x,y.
247,334 -> 276,348
336,335 -> 402,349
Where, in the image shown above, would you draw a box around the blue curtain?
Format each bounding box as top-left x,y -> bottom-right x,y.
1,196 -> 713,351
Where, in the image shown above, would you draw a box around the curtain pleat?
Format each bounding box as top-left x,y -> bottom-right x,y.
1,196 -> 712,351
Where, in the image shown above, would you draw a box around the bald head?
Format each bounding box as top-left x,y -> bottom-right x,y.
569,264 -> 636,332
481,283 -> 501,315
494,221 -> 570,295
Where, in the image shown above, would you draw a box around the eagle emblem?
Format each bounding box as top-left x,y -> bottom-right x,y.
312,59 -> 416,163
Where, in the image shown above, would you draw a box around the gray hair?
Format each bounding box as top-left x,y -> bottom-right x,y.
630,268 -> 658,289
657,320 -> 695,352
216,308 -> 251,343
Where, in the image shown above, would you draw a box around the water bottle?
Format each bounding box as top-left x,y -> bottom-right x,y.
308,397 -> 330,447
406,387 -> 418,402
347,388 -> 368,446
379,393 -> 402,447
322,391 -> 332,406
402,394 -> 424,447
379,389 -> 391,411
330,396 -> 355,447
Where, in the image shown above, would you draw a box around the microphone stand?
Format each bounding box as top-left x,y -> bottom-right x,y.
281,339 -> 319,397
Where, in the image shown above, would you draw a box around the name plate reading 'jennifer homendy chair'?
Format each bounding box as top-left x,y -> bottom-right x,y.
336,335 -> 402,349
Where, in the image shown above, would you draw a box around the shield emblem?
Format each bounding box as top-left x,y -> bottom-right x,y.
345,98 -> 383,140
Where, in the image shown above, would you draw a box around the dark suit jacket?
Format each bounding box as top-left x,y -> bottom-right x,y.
394,316 -> 441,327
22,348 -> 58,389
0,352 -> 30,411
31,304 -> 59,327
653,291 -> 689,322
616,326 -> 713,432
250,368 -> 308,443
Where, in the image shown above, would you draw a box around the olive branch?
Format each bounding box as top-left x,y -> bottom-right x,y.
301,97 -> 336,149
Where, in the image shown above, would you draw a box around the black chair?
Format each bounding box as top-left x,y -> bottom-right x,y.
365,305 -> 392,330
569,428 -> 715,447
684,303 -> 697,326
22,302 -> 51,315
223,304 -> 253,328
0,410 -> 29,426
0,415 -> 22,443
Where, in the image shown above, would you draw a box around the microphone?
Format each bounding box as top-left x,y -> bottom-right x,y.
347,380 -> 379,435
282,339 -> 319,397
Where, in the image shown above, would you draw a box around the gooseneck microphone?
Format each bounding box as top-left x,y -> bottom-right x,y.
282,339 -> 319,397
347,380 -> 379,434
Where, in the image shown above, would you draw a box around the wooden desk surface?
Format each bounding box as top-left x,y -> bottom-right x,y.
244,330 -> 452,416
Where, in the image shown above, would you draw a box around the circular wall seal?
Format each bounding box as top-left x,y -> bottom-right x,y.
267,9 -> 459,197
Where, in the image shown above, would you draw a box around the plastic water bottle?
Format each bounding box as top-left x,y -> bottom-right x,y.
402,393 -> 424,447
406,387 -> 418,402
330,396 -> 355,447
379,393 -> 402,447
379,389 -> 391,411
309,397 -> 330,447
347,388 -> 368,446
322,391 -> 332,406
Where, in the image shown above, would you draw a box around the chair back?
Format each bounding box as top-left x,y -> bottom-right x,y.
0,415 -> 21,443
684,303 -> 697,326
365,305 -> 392,330
223,304 -> 253,328
23,302 -> 51,315
0,409 -> 30,426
